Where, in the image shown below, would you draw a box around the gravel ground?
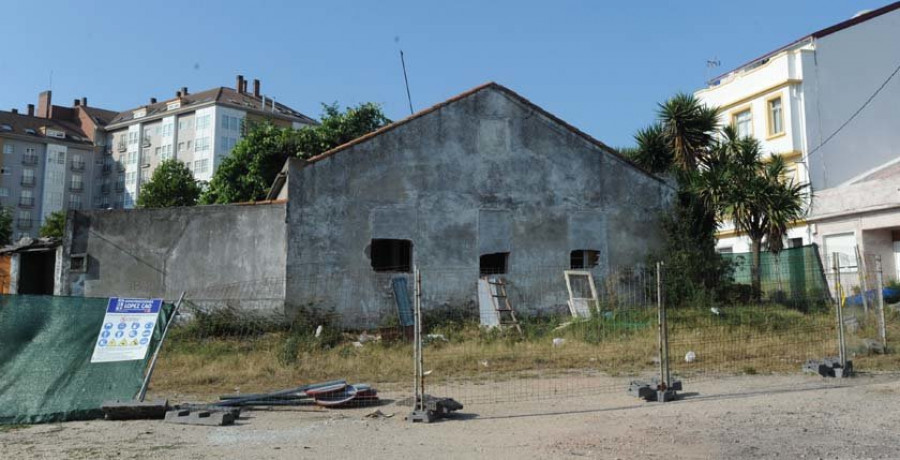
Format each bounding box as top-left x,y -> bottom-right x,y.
2,373 -> 900,459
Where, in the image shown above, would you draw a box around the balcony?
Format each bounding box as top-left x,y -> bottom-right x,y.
117,163 -> 126,172
20,176 -> 35,187
101,184 -> 111,194
70,183 -> 84,193
18,197 -> 34,207
115,182 -> 125,192
16,219 -> 32,229
71,160 -> 85,171
22,154 -> 38,166
141,137 -> 151,148
117,143 -> 127,152
102,164 -> 112,175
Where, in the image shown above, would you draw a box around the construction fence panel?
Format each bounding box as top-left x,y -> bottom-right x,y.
0,295 -> 175,425
151,274 -> 413,403
419,265 -> 661,405
829,252 -> 900,373
671,250 -> 837,386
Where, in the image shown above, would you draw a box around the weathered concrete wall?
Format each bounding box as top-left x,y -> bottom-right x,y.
61,203 -> 287,314
285,86 -> 673,325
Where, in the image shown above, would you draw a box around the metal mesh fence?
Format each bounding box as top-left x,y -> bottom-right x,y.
146,249 -> 900,411
419,266 -> 660,405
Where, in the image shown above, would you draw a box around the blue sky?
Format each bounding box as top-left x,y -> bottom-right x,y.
0,1 -> 884,147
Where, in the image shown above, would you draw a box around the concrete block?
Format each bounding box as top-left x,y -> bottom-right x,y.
164,409 -> 235,426
102,399 -> 168,420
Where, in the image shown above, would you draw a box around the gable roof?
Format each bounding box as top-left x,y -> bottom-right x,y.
0,110 -> 94,145
107,86 -> 317,127
302,82 -> 665,184
708,1 -> 900,85
81,105 -> 120,127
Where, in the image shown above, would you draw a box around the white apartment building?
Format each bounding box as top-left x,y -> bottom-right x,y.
0,75 -> 316,240
103,75 -> 316,208
694,2 -> 900,280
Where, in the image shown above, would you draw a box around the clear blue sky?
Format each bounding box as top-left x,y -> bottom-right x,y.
0,0 -> 884,147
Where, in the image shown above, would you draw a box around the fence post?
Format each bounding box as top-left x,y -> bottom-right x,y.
416,267 -> 425,412
855,246 -> 869,314
412,266 -> 422,412
875,255 -> 887,350
657,262 -> 664,387
656,262 -> 672,394
137,292 -> 185,402
832,253 -> 847,370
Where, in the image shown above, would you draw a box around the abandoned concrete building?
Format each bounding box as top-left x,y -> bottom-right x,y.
59,83 -> 673,325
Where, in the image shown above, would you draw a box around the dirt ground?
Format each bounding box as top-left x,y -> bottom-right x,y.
3,373 -> 900,459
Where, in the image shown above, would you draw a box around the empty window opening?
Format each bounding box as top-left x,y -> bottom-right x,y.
370,239 -> 412,272
570,250 -> 600,269
480,252 -> 509,276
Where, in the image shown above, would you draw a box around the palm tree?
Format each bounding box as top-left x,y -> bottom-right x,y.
657,93 -> 720,172
627,95 -> 726,303
704,127 -> 807,299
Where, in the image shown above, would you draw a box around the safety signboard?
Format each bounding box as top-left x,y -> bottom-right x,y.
90,298 -> 162,363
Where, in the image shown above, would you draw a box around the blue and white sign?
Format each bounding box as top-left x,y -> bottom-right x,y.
91,298 -> 163,363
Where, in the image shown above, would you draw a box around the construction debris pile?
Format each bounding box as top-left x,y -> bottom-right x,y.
217,380 -> 379,408
101,380 -> 379,427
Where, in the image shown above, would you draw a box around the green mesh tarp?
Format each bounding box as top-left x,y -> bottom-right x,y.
720,244 -> 830,303
0,295 -> 173,425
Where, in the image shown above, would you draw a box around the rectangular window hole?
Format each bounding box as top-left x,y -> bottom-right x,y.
370,239 -> 412,272
70,254 -> 88,273
480,252 -> 509,276
570,250 -> 600,269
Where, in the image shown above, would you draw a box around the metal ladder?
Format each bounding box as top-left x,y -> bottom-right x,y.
487,278 -> 522,334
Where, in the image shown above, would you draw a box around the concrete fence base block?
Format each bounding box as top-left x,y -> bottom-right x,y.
102,399 -> 168,420
164,409 -> 235,426
628,379 -> 682,402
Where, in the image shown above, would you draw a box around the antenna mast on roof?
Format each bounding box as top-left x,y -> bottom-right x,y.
394,37 -> 415,115
705,57 -> 721,84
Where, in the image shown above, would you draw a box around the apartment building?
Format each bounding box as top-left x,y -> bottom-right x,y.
0,76 -> 316,239
103,75 -> 316,208
0,94 -> 115,240
694,2 -> 900,278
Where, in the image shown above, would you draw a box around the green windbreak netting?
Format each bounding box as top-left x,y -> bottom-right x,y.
720,244 -> 831,303
0,295 -> 173,425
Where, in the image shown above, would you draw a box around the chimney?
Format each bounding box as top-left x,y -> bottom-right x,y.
242,80 -> 248,93
176,91 -> 182,98
37,90 -> 52,118
253,79 -> 261,98
150,97 -> 157,104
74,99 -> 80,107
181,87 -> 188,96
27,104 -> 34,116
236,75 -> 245,93
10,108 -> 17,114
81,97 -> 87,107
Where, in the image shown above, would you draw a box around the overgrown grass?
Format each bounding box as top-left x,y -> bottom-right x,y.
149,303 -> 900,399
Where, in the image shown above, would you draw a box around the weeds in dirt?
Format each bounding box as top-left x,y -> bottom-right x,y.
149,303 -> 900,399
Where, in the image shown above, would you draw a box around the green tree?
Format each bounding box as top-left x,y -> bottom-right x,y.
201,102 -> 390,204
698,127 -> 807,299
629,94 -> 728,305
137,159 -> 202,208
39,210 -> 66,239
0,207 -> 13,245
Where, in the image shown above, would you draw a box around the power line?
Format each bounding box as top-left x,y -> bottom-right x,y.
805,59 -> 900,160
